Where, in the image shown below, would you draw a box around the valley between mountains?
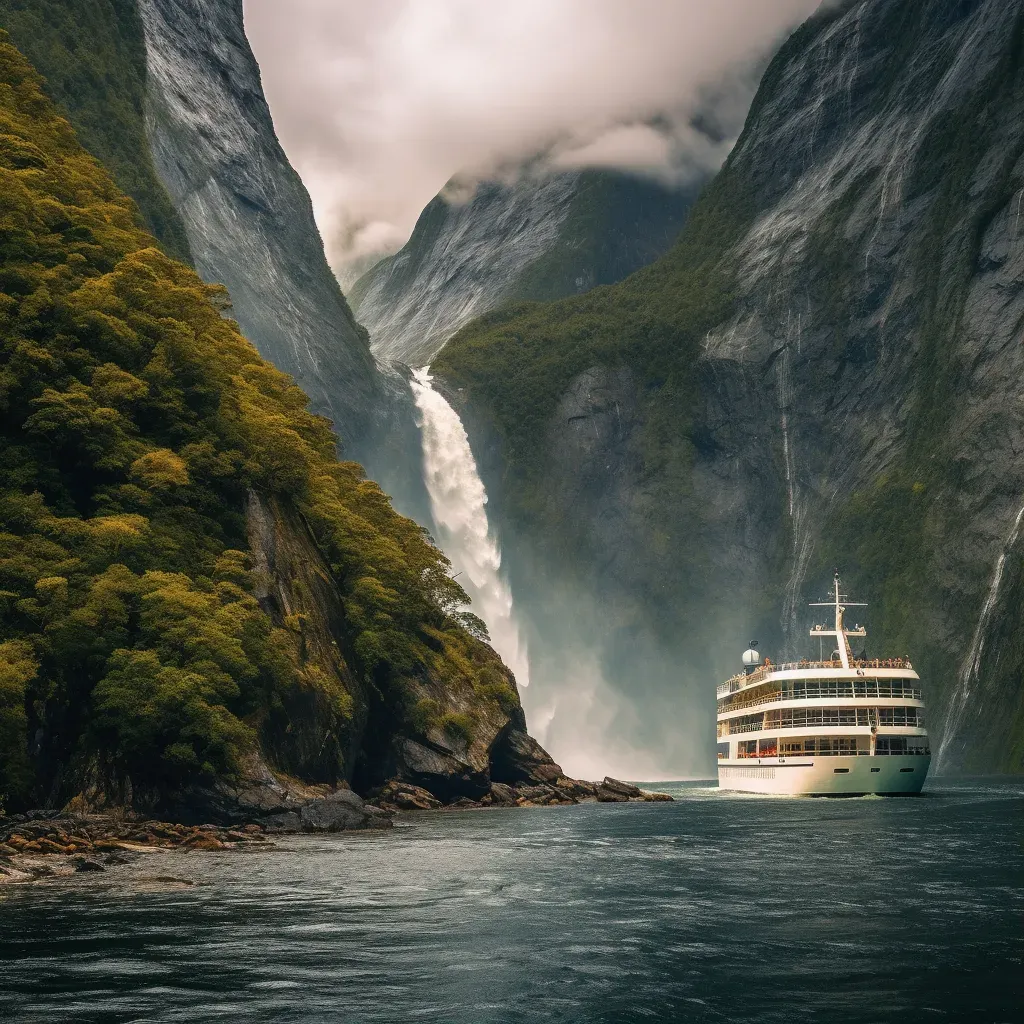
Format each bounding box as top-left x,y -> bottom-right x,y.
1,0 -> 1022,854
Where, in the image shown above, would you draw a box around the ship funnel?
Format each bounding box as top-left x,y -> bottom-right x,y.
741,641 -> 761,674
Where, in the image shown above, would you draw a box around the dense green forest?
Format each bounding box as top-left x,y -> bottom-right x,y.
0,33 -> 512,812
0,0 -> 192,261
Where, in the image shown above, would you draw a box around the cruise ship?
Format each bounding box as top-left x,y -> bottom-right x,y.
716,573 -> 930,795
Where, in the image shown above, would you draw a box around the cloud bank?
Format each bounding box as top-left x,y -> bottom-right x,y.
243,0 -> 820,282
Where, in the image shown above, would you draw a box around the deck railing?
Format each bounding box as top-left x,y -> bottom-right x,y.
718,707 -> 925,737
717,658 -> 915,697
718,747 -> 930,759
719,682 -> 923,713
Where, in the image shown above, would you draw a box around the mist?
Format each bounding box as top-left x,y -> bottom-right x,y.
519,592 -> 716,783
243,0 -> 820,282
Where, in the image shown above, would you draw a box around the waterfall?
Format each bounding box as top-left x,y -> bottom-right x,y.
778,337 -> 814,655
937,501 -> 1024,769
409,368 -> 530,688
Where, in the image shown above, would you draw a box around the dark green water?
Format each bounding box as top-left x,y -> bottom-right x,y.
1,779 -> 1022,1023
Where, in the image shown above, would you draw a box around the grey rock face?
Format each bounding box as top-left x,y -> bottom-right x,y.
299,788 -> 383,832
446,0 -> 1024,770
179,754 -> 392,831
136,0 -> 379,446
352,170 -> 694,367
353,175 -> 579,367
703,0 -> 1024,764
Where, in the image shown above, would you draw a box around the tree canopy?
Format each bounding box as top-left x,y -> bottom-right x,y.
0,33 -> 509,812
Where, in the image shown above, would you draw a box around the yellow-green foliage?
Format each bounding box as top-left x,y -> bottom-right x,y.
0,35 -> 489,806
0,638 -> 35,809
0,0 -> 193,261
437,711 -> 474,746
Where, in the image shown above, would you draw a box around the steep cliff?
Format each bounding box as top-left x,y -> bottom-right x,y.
135,0 -> 380,447
436,0 -> 1024,773
351,169 -> 696,368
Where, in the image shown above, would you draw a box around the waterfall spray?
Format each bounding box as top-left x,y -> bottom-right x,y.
410,368 -> 530,688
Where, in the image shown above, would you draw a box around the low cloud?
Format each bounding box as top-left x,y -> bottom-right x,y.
243,0 -> 820,282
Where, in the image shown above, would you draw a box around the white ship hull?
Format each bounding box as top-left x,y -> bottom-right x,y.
718,754 -> 930,796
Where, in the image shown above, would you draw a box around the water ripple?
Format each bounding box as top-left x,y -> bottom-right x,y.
1,779 -> 1022,1022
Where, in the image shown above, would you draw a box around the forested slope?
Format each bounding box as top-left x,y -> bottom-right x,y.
0,0 -> 191,261
0,34 -> 543,815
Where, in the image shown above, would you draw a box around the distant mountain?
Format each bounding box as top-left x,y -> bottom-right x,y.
351,169 -> 698,367
435,0 -> 1024,772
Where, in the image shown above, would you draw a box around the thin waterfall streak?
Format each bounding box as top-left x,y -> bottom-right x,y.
779,340 -> 811,656
410,367 -> 530,688
938,501 -> 1024,767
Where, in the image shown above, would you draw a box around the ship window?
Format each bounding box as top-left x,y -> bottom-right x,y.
833,768 -> 850,774
870,767 -> 880,773
899,767 -> 915,773
877,707 -> 924,728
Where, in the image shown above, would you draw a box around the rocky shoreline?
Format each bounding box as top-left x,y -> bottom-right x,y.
0,812 -> 272,885
0,777 -> 672,886
373,776 -> 673,811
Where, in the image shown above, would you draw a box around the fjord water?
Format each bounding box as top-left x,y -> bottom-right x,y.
2,781 -> 1022,1023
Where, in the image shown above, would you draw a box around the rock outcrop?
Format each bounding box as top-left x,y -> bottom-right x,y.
242,492 -> 574,807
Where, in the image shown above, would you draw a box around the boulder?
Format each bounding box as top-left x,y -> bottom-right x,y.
173,753 -> 392,832
595,786 -> 629,803
392,739 -> 490,802
300,789 -> 390,832
183,834 -> 225,851
488,722 -> 564,786
374,781 -> 442,811
601,778 -> 642,798
487,782 -> 518,806
71,856 -> 105,873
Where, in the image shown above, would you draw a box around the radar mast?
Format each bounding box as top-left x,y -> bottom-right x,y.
808,571 -> 867,669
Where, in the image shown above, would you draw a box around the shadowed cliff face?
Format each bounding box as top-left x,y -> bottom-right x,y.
352,170 -> 696,368
243,494 -> 557,805
437,0 -> 1024,773
136,0 -> 379,447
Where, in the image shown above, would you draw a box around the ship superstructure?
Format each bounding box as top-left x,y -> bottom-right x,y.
716,573 -> 930,795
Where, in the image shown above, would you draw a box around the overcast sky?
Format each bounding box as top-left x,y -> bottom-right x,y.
243,0 -> 820,283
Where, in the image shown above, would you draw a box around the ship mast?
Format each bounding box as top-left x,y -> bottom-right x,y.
809,571 -> 866,668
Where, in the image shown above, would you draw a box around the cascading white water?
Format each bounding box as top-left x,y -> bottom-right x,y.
937,501 -> 1024,769
409,368 -> 690,781
409,367 -> 530,688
